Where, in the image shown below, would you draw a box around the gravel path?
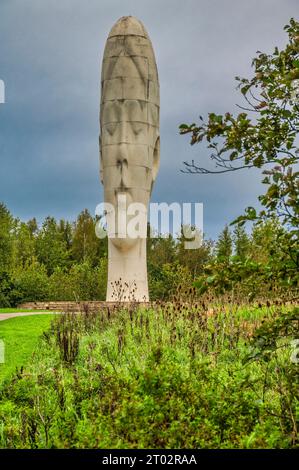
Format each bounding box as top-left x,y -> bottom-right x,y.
0,312 -> 60,322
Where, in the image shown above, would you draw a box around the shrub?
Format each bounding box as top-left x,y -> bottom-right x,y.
12,261 -> 50,303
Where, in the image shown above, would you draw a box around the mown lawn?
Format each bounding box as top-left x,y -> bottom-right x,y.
0,315 -> 55,384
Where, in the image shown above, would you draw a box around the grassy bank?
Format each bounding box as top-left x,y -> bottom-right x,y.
0,314 -> 55,384
0,304 -> 298,448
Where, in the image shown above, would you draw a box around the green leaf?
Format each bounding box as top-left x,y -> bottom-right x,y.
241,85 -> 250,95
229,151 -> 238,161
245,207 -> 257,220
282,109 -> 292,118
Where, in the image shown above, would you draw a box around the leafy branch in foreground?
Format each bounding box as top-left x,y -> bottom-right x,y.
180,18 -> 299,233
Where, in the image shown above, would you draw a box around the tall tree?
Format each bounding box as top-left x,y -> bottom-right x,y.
71,209 -> 104,266
180,18 -> 299,271
177,225 -> 213,278
36,216 -> 69,274
27,218 -> 38,236
216,225 -> 232,263
0,203 -> 15,306
233,225 -> 250,260
147,228 -> 177,267
13,221 -> 36,268
58,219 -> 73,251
0,202 -> 14,270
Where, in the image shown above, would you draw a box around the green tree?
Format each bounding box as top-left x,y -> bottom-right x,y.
177,226 -> 213,278
12,221 -> 36,268
216,225 -> 232,263
180,18 -> 299,274
149,262 -> 192,300
0,270 -> 15,307
27,217 -> 38,236
68,261 -> 107,301
233,225 -> 250,260
58,219 -> 73,251
71,209 -> 104,266
36,217 -> 69,274
0,203 -> 14,270
13,260 -> 50,303
249,219 -> 296,287
147,228 -> 177,268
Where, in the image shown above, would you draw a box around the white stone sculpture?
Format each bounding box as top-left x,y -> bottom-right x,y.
100,16 -> 160,301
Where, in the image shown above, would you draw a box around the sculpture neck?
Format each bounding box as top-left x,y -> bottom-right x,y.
106,238 -> 149,302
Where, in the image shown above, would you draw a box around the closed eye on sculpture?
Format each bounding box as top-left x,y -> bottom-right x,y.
131,122 -> 144,135
105,123 -> 117,135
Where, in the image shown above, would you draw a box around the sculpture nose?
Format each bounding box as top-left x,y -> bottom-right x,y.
116,146 -> 129,190
117,145 -> 128,173
119,119 -> 128,143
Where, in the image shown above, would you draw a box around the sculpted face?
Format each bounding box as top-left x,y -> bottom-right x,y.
100,18 -> 160,249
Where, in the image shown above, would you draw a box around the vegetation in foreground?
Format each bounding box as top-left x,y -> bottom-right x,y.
0,302 -> 298,449
0,315 -> 55,384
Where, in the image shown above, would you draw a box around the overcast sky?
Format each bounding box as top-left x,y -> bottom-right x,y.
0,0 -> 297,239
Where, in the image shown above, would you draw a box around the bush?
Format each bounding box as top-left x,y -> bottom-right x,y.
149,262 -> 192,300
0,269 -> 15,307
12,261 -> 50,304
48,259 -> 107,301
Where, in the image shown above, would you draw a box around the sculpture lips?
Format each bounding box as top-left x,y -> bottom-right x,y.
114,190 -> 133,206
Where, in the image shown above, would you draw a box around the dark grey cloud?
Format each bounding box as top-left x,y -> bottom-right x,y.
0,0 -> 297,238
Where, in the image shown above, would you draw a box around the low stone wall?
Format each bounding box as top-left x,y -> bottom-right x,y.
17,301 -> 151,312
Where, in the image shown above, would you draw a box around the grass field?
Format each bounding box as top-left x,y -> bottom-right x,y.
0,314 -> 55,384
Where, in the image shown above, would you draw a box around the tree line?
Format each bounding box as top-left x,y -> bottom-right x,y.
0,202 -> 296,307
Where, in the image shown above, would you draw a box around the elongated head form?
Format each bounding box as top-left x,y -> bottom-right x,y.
100,16 -> 160,301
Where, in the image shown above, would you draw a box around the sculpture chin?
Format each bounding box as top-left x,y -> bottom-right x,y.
111,236 -> 139,251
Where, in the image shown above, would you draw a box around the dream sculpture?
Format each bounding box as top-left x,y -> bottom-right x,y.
99,16 -> 160,301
